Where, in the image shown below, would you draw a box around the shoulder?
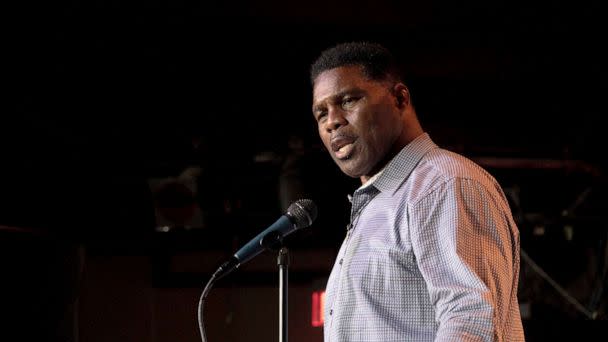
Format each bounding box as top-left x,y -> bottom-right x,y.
403,147 -> 502,204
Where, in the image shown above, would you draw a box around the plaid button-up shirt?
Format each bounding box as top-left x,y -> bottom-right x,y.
324,133 -> 525,341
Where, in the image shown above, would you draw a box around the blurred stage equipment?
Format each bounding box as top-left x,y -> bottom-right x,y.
148,166 -> 205,232
477,156 -> 606,320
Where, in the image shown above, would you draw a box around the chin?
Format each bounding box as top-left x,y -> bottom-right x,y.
337,161 -> 366,179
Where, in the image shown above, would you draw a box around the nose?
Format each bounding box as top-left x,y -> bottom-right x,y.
325,107 -> 347,132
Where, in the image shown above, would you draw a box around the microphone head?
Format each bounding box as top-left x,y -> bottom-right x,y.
287,199 -> 318,229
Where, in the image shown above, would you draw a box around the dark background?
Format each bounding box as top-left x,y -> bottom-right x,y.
2,0 -> 607,341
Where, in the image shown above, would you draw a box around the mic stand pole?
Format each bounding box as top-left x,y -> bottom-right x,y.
260,231 -> 289,342
278,247 -> 289,342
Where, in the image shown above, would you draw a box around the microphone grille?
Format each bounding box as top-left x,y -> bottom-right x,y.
287,199 -> 318,229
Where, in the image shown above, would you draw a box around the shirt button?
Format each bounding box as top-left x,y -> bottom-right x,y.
339,258 -> 343,265
329,309 -> 333,315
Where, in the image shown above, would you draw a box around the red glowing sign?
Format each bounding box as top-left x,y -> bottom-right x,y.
311,290 -> 325,327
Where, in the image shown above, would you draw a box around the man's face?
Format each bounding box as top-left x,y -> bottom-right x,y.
312,65 -> 403,179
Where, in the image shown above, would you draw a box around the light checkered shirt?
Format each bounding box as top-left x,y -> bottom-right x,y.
324,133 -> 525,341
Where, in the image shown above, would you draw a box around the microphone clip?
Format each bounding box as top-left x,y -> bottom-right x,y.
260,230 -> 285,251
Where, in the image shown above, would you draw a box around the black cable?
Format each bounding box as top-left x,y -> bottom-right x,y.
198,273 -> 218,342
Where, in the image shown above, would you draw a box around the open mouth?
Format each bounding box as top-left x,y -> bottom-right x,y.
331,135 -> 356,160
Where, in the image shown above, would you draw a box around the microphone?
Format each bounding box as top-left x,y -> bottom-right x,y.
212,199 -> 318,281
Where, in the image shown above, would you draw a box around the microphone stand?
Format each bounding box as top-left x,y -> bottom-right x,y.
261,231 -> 290,342
278,247 -> 289,342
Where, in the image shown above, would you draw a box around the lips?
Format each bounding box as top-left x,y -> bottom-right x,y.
330,134 -> 357,160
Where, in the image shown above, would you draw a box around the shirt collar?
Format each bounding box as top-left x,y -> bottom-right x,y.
365,132 -> 437,195
347,167 -> 384,203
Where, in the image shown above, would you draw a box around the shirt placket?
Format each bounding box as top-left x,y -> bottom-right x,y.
326,187 -> 378,340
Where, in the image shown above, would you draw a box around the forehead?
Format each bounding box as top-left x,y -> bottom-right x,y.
312,65 -> 369,101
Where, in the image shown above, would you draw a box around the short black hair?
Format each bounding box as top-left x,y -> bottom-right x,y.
310,41 -> 402,85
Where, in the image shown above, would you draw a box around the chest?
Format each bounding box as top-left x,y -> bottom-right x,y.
342,199 -> 417,282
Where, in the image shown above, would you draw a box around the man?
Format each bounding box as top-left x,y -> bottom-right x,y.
310,41 -> 525,341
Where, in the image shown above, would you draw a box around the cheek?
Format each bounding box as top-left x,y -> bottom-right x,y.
361,118 -> 384,146
318,130 -> 332,151
362,118 -> 397,154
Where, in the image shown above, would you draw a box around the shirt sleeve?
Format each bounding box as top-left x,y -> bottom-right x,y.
409,177 -> 518,341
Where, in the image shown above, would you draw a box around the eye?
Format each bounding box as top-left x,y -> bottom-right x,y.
315,110 -> 328,123
341,96 -> 358,109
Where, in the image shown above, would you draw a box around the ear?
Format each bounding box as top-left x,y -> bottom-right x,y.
393,83 -> 410,108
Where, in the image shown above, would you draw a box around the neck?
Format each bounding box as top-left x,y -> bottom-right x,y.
360,125 -> 424,185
